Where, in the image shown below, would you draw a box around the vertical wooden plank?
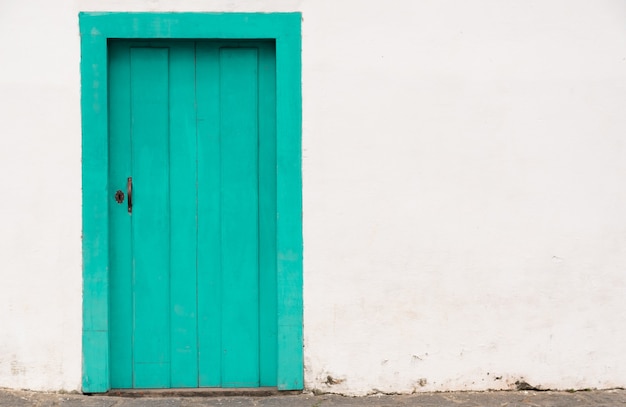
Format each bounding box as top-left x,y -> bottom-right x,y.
219,47 -> 260,387
196,42 -> 222,387
168,41 -> 199,388
80,13 -> 111,392
108,41 -> 133,389
258,42 -> 278,387
130,47 -> 171,388
275,15 -> 304,390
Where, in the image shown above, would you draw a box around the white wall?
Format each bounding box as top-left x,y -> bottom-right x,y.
1,0 -> 625,394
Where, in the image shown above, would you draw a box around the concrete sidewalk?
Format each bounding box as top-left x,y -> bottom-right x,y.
1,389 -> 626,407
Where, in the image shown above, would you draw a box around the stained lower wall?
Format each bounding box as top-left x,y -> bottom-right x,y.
1,0 -> 625,395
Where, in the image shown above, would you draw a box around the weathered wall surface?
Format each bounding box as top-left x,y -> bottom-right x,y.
1,0 -> 625,394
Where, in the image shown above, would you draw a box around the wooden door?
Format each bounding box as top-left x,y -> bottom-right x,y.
107,40 -> 277,389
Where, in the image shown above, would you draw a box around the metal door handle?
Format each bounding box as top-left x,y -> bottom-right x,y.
127,177 -> 133,213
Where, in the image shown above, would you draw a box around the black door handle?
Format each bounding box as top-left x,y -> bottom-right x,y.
127,177 -> 133,213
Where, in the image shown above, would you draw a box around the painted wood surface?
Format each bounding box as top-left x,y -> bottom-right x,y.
219,47 -> 260,387
80,13 -> 302,393
168,42 -> 199,388
130,46 -> 172,388
107,40 -> 277,389
108,41 -> 133,389
196,42 -> 222,387
257,43 -> 278,387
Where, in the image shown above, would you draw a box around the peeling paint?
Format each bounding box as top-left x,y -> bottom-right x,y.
325,375 -> 346,386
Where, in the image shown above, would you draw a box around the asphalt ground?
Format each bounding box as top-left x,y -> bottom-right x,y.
1,389 -> 625,407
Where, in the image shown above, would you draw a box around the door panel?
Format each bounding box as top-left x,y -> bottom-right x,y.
130,46 -> 171,389
108,40 -> 277,389
256,42 -> 278,387
108,41 -> 133,389
218,47 -> 260,387
196,42 -> 222,387
168,42 -> 199,388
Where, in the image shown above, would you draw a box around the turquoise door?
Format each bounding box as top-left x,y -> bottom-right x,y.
107,40 -> 277,389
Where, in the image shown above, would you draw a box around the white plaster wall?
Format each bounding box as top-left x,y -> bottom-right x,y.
0,0 -> 625,394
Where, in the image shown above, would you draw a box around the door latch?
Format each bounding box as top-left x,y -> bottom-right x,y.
114,190 -> 125,204
127,177 -> 133,213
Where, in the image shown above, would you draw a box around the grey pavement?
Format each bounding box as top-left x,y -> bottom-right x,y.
1,389 -> 625,407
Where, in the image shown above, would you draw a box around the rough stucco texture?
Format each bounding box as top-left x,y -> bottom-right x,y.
0,0 -> 625,395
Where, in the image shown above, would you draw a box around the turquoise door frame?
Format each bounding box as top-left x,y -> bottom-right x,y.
79,12 -> 303,393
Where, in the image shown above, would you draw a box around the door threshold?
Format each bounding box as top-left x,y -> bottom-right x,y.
104,387 -> 301,397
